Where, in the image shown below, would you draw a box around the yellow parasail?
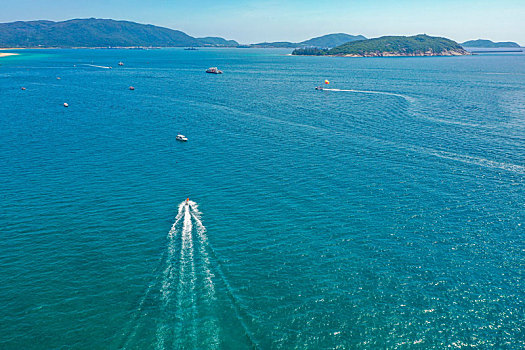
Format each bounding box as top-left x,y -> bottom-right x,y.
324,80 -> 330,84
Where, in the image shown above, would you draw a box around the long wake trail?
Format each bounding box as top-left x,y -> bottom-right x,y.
322,88 -> 414,102
83,63 -> 112,69
125,200 -> 257,349
173,204 -> 197,347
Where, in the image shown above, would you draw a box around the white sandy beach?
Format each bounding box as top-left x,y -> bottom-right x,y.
0,53 -> 19,58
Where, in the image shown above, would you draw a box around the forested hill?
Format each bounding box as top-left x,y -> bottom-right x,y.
300,33 -> 366,48
0,18 -> 239,48
292,35 -> 469,57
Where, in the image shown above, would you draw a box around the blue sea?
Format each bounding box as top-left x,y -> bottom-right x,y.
0,48 -> 524,349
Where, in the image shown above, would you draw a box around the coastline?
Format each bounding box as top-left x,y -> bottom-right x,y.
338,50 -> 469,57
0,46 -> 233,50
293,50 -> 470,58
0,46 -> 158,49
0,53 -> 19,58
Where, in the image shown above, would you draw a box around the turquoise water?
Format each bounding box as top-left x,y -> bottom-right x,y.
0,48 -> 524,349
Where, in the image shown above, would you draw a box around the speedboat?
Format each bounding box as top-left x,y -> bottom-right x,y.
206,67 -> 223,74
176,134 -> 188,142
118,62 -> 124,66
315,86 -> 324,90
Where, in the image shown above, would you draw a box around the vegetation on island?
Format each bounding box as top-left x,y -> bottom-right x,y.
0,18 -> 239,48
291,47 -> 327,55
461,39 -> 521,48
292,34 -> 469,57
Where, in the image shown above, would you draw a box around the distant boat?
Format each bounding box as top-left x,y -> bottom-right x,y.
129,86 -> 135,90
206,67 -> 223,74
63,103 -> 69,107
21,87 -> 26,90
118,62 -> 124,66
176,134 -> 188,142
184,47 -> 198,51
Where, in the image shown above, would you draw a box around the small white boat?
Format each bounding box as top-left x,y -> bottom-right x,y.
176,134 -> 188,142
63,103 -> 69,107
206,67 -> 223,74
118,62 -> 124,66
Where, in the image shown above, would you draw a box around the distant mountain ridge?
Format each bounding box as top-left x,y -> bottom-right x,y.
0,18 -> 239,48
301,33 -> 367,47
461,39 -> 521,48
251,33 -> 366,48
5,18 -> 514,52
197,37 -> 239,47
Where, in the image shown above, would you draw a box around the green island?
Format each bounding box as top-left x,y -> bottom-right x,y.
292,34 -> 469,57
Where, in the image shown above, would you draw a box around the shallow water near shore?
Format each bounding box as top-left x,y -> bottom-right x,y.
0,48 -> 524,349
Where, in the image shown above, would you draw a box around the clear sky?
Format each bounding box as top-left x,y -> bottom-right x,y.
1,0 -> 524,44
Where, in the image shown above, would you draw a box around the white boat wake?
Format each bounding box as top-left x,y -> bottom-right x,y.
172,203 -> 197,347
121,200 -> 256,350
83,64 -> 112,69
322,88 -> 414,102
